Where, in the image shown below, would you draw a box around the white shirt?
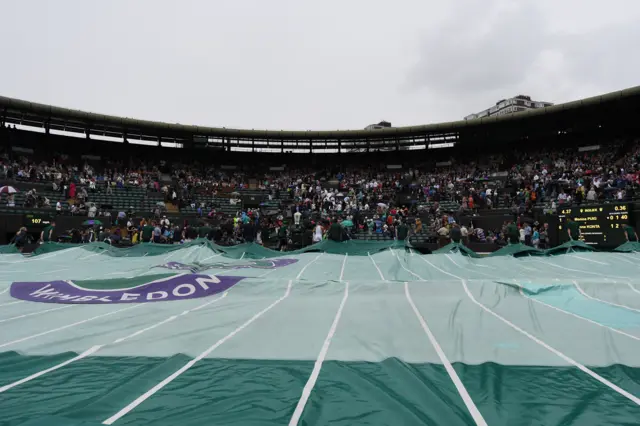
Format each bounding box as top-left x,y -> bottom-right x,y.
313,225 -> 323,242
294,211 -> 301,225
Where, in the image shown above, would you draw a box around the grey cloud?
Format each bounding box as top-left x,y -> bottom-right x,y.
557,21 -> 640,91
1,0 -> 639,129
406,1 -> 549,96
406,0 -> 640,118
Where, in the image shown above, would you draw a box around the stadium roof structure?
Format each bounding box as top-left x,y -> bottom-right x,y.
1,85 -> 640,152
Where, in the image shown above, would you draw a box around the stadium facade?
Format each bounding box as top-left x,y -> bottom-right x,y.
1,85 -> 639,155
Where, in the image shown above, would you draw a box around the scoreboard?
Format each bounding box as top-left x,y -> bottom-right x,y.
23,214 -> 52,229
558,203 -> 631,247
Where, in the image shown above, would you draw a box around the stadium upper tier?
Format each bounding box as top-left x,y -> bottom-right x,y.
1,86 -> 640,152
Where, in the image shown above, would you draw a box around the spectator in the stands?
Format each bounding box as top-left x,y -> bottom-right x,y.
523,222 -> 532,246
242,219 -> 256,243
70,228 -> 82,244
110,228 -> 122,244
153,222 -> 163,243
98,227 -> 109,242
83,228 -> 95,243
450,223 -> 462,244
474,227 -> 486,243
437,223 -> 449,248
460,224 -> 469,245
532,227 -> 540,249
539,223 -> 549,249
173,226 -> 183,244
312,222 -> 324,243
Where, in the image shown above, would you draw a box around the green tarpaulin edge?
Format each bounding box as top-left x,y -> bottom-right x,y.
433,242 -> 482,258
0,245 -> 20,254
613,241 -> 640,252
17,239 -> 638,259
489,243 -> 545,257
544,240 -> 596,256
28,239 -> 408,258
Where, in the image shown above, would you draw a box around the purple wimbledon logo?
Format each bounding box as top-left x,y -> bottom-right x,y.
10,274 -> 245,304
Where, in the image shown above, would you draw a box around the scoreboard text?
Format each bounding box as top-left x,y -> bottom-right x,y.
558,203 -> 630,247
23,214 -> 52,228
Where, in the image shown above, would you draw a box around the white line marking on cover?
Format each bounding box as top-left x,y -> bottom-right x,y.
289,281 -> 350,425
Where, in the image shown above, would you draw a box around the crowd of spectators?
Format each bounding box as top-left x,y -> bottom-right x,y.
1,133 -> 639,250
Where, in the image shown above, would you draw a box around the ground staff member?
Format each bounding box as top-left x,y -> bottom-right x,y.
141,221 -> 155,243
40,220 -> 56,243
565,216 -> 581,241
625,224 -> 639,242
506,220 -> 519,244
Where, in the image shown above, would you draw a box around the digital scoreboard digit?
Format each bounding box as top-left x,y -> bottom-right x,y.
558,203 -> 630,247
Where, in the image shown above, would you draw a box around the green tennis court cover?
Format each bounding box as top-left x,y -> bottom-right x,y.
1,241 -> 639,425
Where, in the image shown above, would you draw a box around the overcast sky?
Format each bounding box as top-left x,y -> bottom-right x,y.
1,0 -> 639,130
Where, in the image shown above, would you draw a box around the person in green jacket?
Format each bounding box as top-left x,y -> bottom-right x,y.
278,222 -> 289,251
624,224 -> 639,242
328,219 -> 344,242
396,221 -> 410,241
506,221 -> 519,244
565,216 -> 581,241
141,221 -> 155,243
40,220 -> 56,243
198,224 -> 212,239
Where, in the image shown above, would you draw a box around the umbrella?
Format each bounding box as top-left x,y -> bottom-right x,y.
156,201 -> 166,207
82,219 -> 103,226
0,186 -> 18,194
